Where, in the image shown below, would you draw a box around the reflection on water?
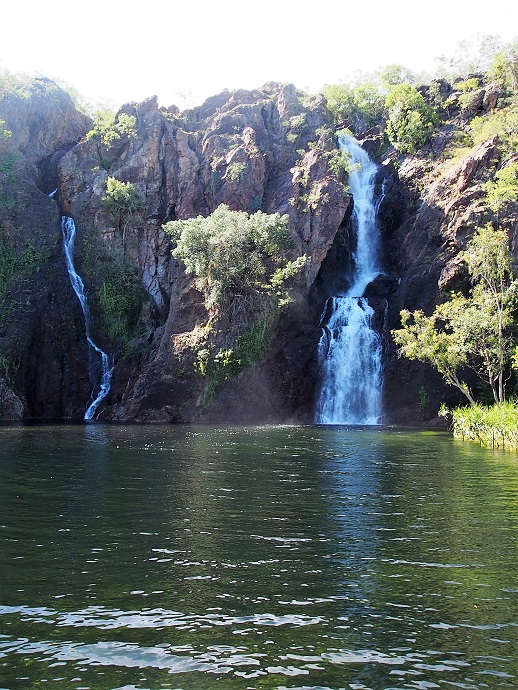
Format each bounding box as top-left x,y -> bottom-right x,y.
0,424 -> 517,689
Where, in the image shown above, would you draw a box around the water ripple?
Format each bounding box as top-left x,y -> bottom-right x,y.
0,605 -> 324,631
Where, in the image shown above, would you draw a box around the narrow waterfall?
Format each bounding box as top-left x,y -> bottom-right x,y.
317,135 -> 383,425
61,216 -> 113,420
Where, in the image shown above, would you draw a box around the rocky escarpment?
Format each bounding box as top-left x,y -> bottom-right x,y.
1,72 -> 514,424
383,77 -> 518,421
1,79 -> 366,422
0,78 -> 92,420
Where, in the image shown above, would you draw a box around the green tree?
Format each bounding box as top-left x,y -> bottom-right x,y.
385,83 -> 438,153
470,105 -> 518,156
393,304 -> 475,403
434,34 -> 503,80
488,40 -> 518,90
378,63 -> 416,90
163,204 -> 307,312
101,176 -> 143,246
0,119 -> 11,141
392,225 -> 517,404
463,225 -> 517,402
86,110 -> 137,148
485,162 -> 518,215
321,82 -> 385,130
226,161 -> 247,182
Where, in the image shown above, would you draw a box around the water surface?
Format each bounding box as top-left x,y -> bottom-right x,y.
1,424 -> 517,689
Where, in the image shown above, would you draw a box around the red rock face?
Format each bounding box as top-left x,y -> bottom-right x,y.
1,80 -> 355,421
0,78 -> 93,420
3,74 -> 511,424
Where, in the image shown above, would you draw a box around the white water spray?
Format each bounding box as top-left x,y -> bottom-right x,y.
61,216 -> 113,420
317,135 -> 383,425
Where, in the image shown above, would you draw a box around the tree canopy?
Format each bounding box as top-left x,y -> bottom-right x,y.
392,225 -> 518,404
385,84 -> 438,153
163,204 -> 307,312
86,110 -> 137,148
0,119 -> 11,141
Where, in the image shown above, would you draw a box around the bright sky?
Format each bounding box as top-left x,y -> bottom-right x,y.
2,0 -> 517,110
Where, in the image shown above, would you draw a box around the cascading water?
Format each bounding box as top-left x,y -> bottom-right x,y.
317,135 -> 383,425
61,216 -> 113,420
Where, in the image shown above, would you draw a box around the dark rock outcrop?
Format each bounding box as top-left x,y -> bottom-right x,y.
0,77 -> 93,418
1,72 -> 514,425
1,79 -> 353,422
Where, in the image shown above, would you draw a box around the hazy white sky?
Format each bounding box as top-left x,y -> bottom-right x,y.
2,0 -> 517,109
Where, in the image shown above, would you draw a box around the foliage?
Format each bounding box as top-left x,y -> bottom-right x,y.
164,205 -> 308,401
325,135 -> 360,182
226,161 -> 247,182
96,261 -> 144,351
416,386 -> 429,419
0,69 -> 32,98
385,84 -> 438,153
484,162 -> 518,214
392,225 -> 518,405
0,354 -> 15,384
471,102 -> 518,140
326,148 -> 350,178
455,78 -> 482,112
456,78 -> 480,93
0,119 -> 11,141
321,82 -> 385,130
470,105 -> 518,156
86,110 -> 137,148
0,236 -> 49,296
488,40 -> 518,90
320,37 -> 516,150
378,64 -> 417,90
0,155 -> 18,214
434,34 -> 503,80
163,204 -> 307,311
445,400 -> 518,451
392,304 -> 474,403
288,113 -> 307,132
197,309 -> 278,405
75,223 -> 145,352
101,177 -> 143,243
0,234 -> 50,322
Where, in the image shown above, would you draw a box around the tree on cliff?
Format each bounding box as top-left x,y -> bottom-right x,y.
489,39 -> 518,90
385,84 -> 438,153
392,225 -> 518,404
0,119 -> 11,141
163,205 -> 308,400
485,162 -> 518,217
86,110 -> 137,148
163,204 -> 307,315
101,176 -> 143,247
321,82 -> 385,131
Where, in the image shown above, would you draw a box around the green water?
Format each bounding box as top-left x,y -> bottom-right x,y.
0,424 -> 517,689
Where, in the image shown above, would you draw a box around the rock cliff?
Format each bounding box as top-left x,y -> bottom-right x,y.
384,78 -> 517,421
0,73 -> 515,423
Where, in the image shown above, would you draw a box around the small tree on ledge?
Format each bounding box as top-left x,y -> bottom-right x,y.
163,204 -> 307,317
101,176 -> 143,248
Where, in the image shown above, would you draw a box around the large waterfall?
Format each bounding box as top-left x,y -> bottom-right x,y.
61,216 -> 113,420
317,135 -> 383,425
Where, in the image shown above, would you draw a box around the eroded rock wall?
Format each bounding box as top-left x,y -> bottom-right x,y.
1,79 -> 354,421
2,73 -> 514,424
0,78 -> 92,420
383,78 -> 518,422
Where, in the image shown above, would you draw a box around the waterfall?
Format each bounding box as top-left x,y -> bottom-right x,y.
61,216 -> 113,420
316,135 -> 383,425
